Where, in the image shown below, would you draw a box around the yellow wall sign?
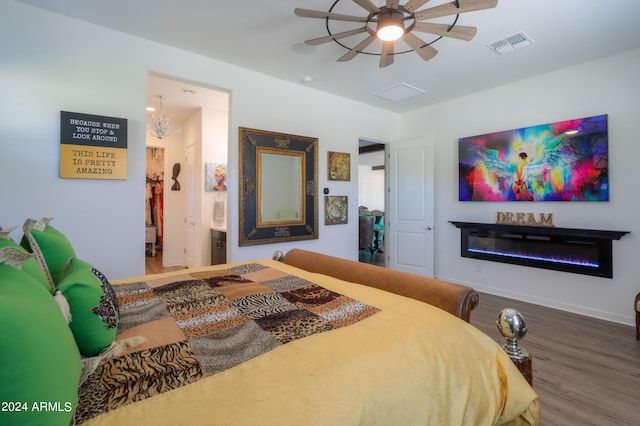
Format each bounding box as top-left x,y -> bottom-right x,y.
60,111 -> 128,179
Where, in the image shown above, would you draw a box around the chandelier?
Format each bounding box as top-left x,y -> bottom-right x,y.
146,95 -> 181,139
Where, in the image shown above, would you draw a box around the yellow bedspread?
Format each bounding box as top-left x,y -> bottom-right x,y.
86,260 -> 539,426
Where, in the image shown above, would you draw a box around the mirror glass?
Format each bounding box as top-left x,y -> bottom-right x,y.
259,150 -> 303,224
239,127 -> 318,246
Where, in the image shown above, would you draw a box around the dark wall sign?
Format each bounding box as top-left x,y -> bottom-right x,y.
60,111 -> 128,179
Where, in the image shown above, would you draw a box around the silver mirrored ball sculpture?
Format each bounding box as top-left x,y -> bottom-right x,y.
496,308 -> 529,359
272,250 -> 285,262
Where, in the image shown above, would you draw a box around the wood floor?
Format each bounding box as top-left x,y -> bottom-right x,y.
471,292 -> 640,426
145,250 -> 184,275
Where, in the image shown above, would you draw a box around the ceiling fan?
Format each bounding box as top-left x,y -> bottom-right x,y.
294,0 -> 498,68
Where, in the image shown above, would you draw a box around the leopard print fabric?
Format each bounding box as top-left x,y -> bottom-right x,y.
75,264 -> 379,424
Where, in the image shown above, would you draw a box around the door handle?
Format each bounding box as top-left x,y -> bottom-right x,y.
425,226 -> 433,231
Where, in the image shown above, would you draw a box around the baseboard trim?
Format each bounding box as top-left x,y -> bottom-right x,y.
437,275 -> 634,327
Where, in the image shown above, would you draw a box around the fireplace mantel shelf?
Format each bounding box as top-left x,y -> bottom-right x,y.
449,221 -> 629,278
449,222 -> 629,241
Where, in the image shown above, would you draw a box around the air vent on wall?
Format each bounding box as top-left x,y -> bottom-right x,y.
486,31 -> 534,55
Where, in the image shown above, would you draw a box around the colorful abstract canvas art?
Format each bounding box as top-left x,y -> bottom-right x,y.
459,114 -> 608,201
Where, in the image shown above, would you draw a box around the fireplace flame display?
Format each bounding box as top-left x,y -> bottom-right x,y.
467,247 -> 600,269
450,222 -> 629,278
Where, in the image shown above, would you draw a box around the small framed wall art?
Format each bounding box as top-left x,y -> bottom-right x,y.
324,196 -> 348,225
328,151 -> 350,181
205,163 -> 228,192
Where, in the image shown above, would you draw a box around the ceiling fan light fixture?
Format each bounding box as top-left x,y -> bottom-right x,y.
376,11 -> 405,42
295,0 -> 499,67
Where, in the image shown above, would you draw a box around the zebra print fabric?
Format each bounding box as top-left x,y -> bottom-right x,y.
76,264 -> 380,424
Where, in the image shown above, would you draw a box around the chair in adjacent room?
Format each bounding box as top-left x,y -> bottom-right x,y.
358,206 -> 371,216
371,210 -> 384,253
359,215 -> 375,260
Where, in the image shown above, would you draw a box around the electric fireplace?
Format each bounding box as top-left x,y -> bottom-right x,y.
450,222 -> 629,278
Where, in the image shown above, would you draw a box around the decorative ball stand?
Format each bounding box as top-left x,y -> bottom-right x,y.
497,308 -> 533,386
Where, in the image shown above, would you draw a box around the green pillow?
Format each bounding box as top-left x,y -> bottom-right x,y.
57,258 -> 119,357
21,218 -> 76,288
0,263 -> 81,426
0,236 -> 52,293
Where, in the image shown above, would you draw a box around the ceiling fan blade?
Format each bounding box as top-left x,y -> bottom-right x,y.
414,0 -> 498,21
305,27 -> 368,45
403,0 -> 432,13
294,8 -> 369,23
402,32 -> 438,61
353,0 -> 380,14
413,22 -> 477,40
386,0 -> 400,8
380,41 -> 395,67
338,35 -> 377,62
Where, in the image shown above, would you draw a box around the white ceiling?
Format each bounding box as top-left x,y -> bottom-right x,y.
146,73 -> 230,122
17,0 -> 640,115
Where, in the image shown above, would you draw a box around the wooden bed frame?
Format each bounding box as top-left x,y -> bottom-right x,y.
283,249 -> 479,322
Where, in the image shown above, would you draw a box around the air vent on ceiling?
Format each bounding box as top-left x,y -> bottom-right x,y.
373,82 -> 426,102
486,31 -> 534,55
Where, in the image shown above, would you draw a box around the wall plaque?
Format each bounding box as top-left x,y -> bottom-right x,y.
60,111 -> 128,179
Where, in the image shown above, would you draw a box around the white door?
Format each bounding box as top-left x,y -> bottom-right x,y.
184,144 -> 196,268
388,139 -> 435,277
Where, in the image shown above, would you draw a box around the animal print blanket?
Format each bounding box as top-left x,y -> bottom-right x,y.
75,263 -> 380,424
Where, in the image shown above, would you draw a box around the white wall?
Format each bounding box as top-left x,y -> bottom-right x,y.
1,1 -> 399,279
358,166 -> 385,212
400,48 -> 640,325
201,103 -> 230,263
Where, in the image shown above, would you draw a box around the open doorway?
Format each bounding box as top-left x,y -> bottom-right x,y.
145,73 -> 229,274
145,147 -> 165,256
358,140 -> 386,267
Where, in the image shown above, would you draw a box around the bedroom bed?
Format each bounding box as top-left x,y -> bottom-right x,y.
1,221 -> 540,426
83,249 -> 539,425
